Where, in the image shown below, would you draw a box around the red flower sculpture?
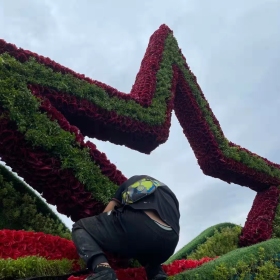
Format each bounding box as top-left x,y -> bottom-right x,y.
239,186 -> 280,246
0,24 -> 280,274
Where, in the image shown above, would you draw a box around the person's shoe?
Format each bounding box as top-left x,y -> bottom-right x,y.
85,266 -> 117,280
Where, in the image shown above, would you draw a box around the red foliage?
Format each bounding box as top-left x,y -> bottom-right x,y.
0,230 -> 129,270
2,25 -> 279,189
30,85 -> 127,187
68,257 -> 216,280
0,25 -> 171,107
0,230 -> 80,270
0,108 -> 105,221
28,84 -> 171,153
239,186 -> 280,246
0,229 -> 217,279
1,23 -> 280,272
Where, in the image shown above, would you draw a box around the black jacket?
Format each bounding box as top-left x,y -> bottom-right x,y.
112,175 -> 180,236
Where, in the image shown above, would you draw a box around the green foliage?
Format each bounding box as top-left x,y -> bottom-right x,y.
0,54 -> 119,204
171,36 -> 280,178
2,32 -> 280,280
255,260 -> 279,280
187,226 -> 242,260
171,239 -> 280,279
0,166 -> 71,239
211,247 -> 280,280
1,31 -> 280,210
272,186 -> 280,238
0,256 -> 75,279
0,52 -> 168,126
165,223 -> 238,264
2,31 -> 280,187
129,259 -> 142,268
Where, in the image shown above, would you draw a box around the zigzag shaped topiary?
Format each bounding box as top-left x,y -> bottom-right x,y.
0,24 -> 280,279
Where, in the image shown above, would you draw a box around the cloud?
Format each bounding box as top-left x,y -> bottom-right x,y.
1,0 -> 280,254
0,0 -> 57,47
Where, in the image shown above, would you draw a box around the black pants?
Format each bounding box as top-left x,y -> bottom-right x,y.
72,207 -> 179,280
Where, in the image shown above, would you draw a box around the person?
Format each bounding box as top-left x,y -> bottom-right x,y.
72,175 -> 180,280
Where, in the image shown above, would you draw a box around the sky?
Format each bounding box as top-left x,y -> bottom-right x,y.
0,0 -> 280,254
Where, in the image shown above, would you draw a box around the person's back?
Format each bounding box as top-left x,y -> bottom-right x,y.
113,175 -> 180,235
72,175 -> 180,280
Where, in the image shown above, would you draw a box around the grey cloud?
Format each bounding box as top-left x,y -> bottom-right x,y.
0,0 -> 57,47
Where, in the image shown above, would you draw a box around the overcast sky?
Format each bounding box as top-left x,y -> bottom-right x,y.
1,0 -> 280,253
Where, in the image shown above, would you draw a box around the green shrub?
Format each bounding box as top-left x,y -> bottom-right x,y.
0,256 -> 77,279
172,239 -> 280,279
272,186 -> 280,239
188,225 -> 242,260
165,223 -> 238,264
0,166 -> 71,239
255,260 -> 279,280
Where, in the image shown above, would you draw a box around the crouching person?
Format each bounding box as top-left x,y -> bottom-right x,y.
72,175 -> 180,280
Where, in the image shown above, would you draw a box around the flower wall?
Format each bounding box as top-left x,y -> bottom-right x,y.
0,24 -> 280,278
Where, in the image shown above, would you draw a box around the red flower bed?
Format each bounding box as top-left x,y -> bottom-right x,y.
0,230 -> 128,270
68,258 -> 216,280
239,186 -> 280,246
0,229 -> 216,279
0,230 -> 79,261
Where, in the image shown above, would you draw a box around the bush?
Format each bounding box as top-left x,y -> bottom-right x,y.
173,239 -> 280,279
165,223 -> 238,264
0,167 -> 71,240
188,226 -> 242,260
0,256 -> 77,279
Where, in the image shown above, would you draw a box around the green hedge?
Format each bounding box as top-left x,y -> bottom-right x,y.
0,54 -> 120,204
0,164 -> 71,239
187,225 -> 242,260
165,223 -> 238,264
171,239 -> 280,279
2,31 -> 280,185
0,256 -> 85,280
272,186 -> 280,238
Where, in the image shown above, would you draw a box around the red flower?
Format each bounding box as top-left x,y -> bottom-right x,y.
0,230 -> 79,261
239,186 -> 280,246
0,229 -> 217,279
67,257 -> 217,280
2,23 -> 280,272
